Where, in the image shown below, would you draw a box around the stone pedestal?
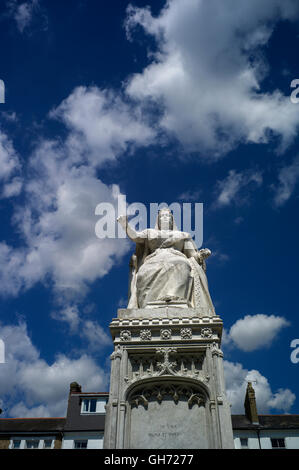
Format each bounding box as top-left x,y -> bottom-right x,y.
104,307 -> 234,449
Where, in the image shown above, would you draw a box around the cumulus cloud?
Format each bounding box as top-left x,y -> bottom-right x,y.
224,360 -> 295,413
0,85 -> 157,299
274,155 -> 299,206
51,305 -> 81,334
125,0 -> 299,157
0,169 -> 129,297
51,304 -> 111,351
214,169 -> 262,207
50,86 -> 155,167
0,322 -> 108,417
0,130 -> 22,198
226,314 -> 290,352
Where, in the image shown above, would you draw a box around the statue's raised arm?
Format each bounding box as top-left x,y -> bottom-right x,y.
117,208 -> 215,316
117,215 -> 147,243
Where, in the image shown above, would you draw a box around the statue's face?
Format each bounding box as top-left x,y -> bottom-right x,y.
158,210 -> 173,230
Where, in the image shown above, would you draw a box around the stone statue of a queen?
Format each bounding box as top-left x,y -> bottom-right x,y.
117,208 -> 215,314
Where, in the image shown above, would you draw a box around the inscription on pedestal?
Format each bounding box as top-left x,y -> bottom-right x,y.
128,394 -> 209,449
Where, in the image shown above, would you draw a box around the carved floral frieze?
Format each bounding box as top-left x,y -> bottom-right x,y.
140,329 -> 152,341
180,328 -> 192,340
160,328 -> 172,340
120,330 -> 132,341
200,327 -> 213,338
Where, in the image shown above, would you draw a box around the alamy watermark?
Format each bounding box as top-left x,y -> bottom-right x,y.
95,196 -> 203,248
290,79 -> 299,103
0,80 -> 5,104
290,339 -> 299,364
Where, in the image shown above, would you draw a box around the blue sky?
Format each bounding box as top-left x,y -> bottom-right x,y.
0,0 -> 299,418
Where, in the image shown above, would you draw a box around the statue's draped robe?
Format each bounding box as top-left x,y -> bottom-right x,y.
128,229 -> 215,315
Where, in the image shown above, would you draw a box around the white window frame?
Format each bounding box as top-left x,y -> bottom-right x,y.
73,439 -> 88,449
25,439 -> 40,449
271,437 -> 286,449
43,439 -> 53,449
11,439 -> 22,449
240,437 -> 249,449
80,397 -> 106,414
10,436 -> 55,449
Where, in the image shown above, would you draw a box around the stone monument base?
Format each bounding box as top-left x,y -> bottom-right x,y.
104,308 -> 234,449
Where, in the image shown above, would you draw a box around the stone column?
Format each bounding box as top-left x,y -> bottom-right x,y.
211,342 -> 234,449
103,346 -> 123,449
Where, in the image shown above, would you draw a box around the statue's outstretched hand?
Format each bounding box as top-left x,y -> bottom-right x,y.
117,215 -> 128,227
199,248 -> 211,259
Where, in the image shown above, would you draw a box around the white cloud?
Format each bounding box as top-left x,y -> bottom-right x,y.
51,305 -> 111,351
0,322 -> 108,417
177,189 -> 202,201
125,0 -> 299,157
227,314 -> 290,352
0,84 -> 159,300
8,0 -> 40,33
274,155 -> 299,206
0,86 -> 155,299
0,170 -> 129,298
0,131 -> 20,180
215,169 -> 262,207
1,111 -> 18,122
80,320 -> 111,351
2,176 -> 23,198
224,360 -> 295,413
0,131 -> 22,199
50,86 -> 155,167
51,305 -> 81,333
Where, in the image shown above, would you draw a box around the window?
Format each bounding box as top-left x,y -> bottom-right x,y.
74,440 -> 88,449
271,438 -> 286,448
43,439 -> 53,449
240,437 -> 248,449
83,398 -> 97,413
25,439 -> 39,449
12,440 -> 21,449
81,397 -> 106,414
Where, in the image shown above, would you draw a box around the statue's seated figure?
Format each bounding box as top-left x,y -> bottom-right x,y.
117,208 -> 215,314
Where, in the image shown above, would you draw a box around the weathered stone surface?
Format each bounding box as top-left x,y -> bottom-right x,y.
117,307 -> 218,320
129,396 -> 209,449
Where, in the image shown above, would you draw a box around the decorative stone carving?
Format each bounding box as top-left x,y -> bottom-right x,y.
140,329 -> 152,341
211,341 -> 223,357
180,327 -> 192,340
156,347 -> 177,375
110,345 -> 123,360
126,350 -> 204,384
160,328 -> 172,340
200,327 -> 213,338
120,330 -> 132,341
129,384 -> 206,408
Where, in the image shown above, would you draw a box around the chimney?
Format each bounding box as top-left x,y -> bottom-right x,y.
69,382 -> 82,394
244,382 -> 259,424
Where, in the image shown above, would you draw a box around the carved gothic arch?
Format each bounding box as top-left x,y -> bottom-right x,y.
125,376 -> 210,409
